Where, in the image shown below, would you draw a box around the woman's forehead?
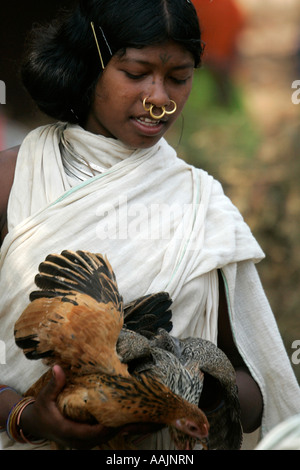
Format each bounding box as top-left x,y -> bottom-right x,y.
115,41 -> 195,67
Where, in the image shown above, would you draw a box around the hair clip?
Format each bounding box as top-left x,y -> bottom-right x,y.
90,22 -> 112,70
91,22 -> 105,69
99,26 -> 112,57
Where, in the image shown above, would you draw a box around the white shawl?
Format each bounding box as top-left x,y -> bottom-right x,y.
1,123 -> 299,450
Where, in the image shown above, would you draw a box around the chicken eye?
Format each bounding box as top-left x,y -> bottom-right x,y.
188,424 -> 198,432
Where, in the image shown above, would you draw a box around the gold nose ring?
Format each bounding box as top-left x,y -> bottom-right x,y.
142,98 -> 177,120
149,107 -> 166,120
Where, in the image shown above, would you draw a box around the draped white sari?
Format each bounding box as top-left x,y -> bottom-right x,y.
1,123 -> 299,450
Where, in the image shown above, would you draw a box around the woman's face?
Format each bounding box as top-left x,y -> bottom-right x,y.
85,40 -> 195,148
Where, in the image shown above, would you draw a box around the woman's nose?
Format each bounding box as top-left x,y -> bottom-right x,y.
147,79 -> 170,108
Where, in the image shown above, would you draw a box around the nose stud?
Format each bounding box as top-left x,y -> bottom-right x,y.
143,98 -> 177,120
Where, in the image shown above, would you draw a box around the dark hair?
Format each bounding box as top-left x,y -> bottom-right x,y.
21,0 -> 203,125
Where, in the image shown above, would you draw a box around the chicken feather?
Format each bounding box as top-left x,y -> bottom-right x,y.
15,292 -> 126,375
123,293 -> 172,338
15,251 -> 125,376
31,251 -> 122,306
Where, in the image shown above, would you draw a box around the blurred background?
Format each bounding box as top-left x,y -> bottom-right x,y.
0,0 -> 299,383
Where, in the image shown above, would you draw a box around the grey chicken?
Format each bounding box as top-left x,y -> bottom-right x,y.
117,326 -> 242,450
152,329 -> 243,449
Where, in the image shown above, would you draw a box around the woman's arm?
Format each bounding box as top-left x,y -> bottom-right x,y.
0,147 -> 119,448
217,270 -> 263,433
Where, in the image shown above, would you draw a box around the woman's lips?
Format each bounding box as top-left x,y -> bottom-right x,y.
136,116 -> 163,126
132,116 -> 166,135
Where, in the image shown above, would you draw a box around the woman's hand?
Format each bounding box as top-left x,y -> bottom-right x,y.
20,365 -> 118,449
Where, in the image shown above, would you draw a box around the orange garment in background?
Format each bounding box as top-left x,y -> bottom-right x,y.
193,0 -> 245,65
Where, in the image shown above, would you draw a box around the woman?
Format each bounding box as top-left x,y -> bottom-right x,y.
0,0 -> 299,450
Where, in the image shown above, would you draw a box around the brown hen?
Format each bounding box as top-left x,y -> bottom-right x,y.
14,250 -> 209,449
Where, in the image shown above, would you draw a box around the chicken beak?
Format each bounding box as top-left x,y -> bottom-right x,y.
184,441 -> 191,451
200,437 -> 209,450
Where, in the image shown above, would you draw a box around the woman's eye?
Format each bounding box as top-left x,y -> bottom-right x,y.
124,71 -> 146,80
170,77 -> 190,85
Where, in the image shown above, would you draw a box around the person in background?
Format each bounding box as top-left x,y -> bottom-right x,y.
193,0 -> 245,104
